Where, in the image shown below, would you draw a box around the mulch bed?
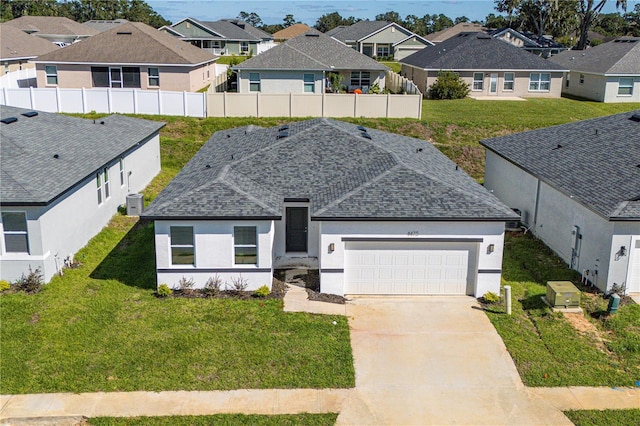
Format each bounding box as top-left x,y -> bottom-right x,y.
306,288 -> 348,305
159,278 -> 287,300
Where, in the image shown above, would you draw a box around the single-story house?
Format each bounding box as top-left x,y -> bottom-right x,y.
0,23 -> 58,76
233,30 -> 389,94
32,22 -> 218,92
3,16 -> 98,46
550,38 -> 640,103
272,24 -> 311,43
488,28 -> 569,58
327,20 -> 433,61
142,118 -> 518,297
427,22 -> 485,43
481,111 -> 640,296
160,18 -> 274,56
0,105 -> 164,283
400,32 -> 566,98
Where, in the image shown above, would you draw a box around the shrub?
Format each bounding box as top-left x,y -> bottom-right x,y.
428,70 -> 470,100
204,275 -> 223,296
0,280 -> 11,292
253,285 -> 270,298
177,276 -> 195,291
369,82 -> 381,94
227,275 -> 248,292
483,291 -> 501,304
15,267 -> 44,294
157,284 -> 172,297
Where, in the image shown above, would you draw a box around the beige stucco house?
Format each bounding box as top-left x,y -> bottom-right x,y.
32,22 -> 218,92
3,16 -> 98,47
401,33 -> 565,98
0,24 -> 58,75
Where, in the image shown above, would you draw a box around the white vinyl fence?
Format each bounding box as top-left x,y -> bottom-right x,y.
0,68 -> 37,89
0,87 -> 207,117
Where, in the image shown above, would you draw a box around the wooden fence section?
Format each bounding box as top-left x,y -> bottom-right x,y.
386,71 -> 422,96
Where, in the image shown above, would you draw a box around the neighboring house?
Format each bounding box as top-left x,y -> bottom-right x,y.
427,22 -> 484,43
272,23 -> 311,42
233,30 -> 389,94
481,111 -> 640,296
0,105 -> 164,283
401,32 -> 566,98
3,16 -> 98,46
143,118 -> 517,297
160,17 -> 274,56
489,28 -> 568,58
0,24 -> 58,75
83,19 -> 128,33
550,38 -> 640,103
327,20 -> 433,60
32,22 -> 218,92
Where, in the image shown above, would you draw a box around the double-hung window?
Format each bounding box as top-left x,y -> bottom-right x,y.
472,73 -> 484,91
234,226 -> 257,265
2,212 -> 29,253
303,74 -> 315,93
249,73 -> 260,92
503,72 -> 514,91
45,65 -> 58,85
579,74 -> 585,84
241,41 -> 249,53
148,67 -> 159,86
170,226 -> 194,265
350,71 -> 371,88
376,44 -> 390,57
119,157 -> 125,186
618,77 -> 633,96
103,167 -> 110,199
529,73 -> 550,91
96,172 -> 103,204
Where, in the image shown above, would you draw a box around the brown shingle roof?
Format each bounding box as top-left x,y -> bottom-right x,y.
4,16 -> 98,36
0,24 -> 59,60
428,22 -> 484,43
34,22 -> 217,65
272,24 -> 311,40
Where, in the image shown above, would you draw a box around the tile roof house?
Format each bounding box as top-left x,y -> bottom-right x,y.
0,105 -> 164,283
32,22 -> 218,92
272,23 -> 311,42
550,38 -> 640,103
3,16 -> 98,46
427,22 -> 485,43
233,30 -> 389,94
327,20 -> 433,60
488,28 -> 569,58
400,32 -> 566,98
143,118 -> 517,297
161,18 -> 275,56
0,23 -> 58,78
481,111 -> 640,296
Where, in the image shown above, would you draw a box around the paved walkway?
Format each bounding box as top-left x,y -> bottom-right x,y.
282,283 -> 347,315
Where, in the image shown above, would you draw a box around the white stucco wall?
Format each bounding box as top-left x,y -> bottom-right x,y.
153,219 -> 275,290
0,134 -> 161,283
610,223 -> 640,293
562,71 -> 640,103
318,221 -> 507,297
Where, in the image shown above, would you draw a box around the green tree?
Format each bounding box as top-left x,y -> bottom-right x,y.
485,13 -> 510,28
594,12 -> 629,35
314,11 -> 359,33
625,3 -> 640,36
283,14 -> 296,27
404,14 -> 427,35
455,16 -> 470,24
576,0 -> 627,49
237,11 -> 262,27
428,70 -> 470,100
375,11 -> 403,24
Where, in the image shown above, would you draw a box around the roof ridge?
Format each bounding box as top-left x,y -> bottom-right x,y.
217,169 -> 281,215
286,40 -> 333,69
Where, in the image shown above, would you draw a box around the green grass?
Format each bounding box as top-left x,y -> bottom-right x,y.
380,61 -> 401,73
215,56 -> 249,65
89,413 -> 338,425
484,232 -> 640,387
564,409 -> 640,426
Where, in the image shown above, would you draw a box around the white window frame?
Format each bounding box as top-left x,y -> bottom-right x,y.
148,67 -> 159,87
617,77 -> 633,96
376,44 -> 390,57
234,226 -> 257,265
249,72 -> 260,92
303,73 -> 315,93
579,74 -> 585,84
110,67 -> 123,88
103,167 -> 110,200
1,211 -> 29,254
503,72 -> 514,91
96,172 -> 103,204
472,72 -> 484,91
350,71 -> 371,88
45,65 -> 58,85
119,157 -> 125,186
170,226 -> 195,266
240,41 -> 249,54
529,73 -> 550,92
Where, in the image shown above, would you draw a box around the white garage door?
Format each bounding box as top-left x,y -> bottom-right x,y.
344,241 -> 475,295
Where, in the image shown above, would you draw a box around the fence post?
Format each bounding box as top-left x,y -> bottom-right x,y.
256,92 -> 259,117
132,89 -> 138,114
386,93 -> 390,118
29,86 -> 36,110
81,87 -> 87,113
505,285 -> 512,315
289,92 -> 292,118
353,93 -> 357,118
322,92 -> 325,117
223,91 -> 226,118
55,87 -> 62,112
183,91 -> 188,116
107,88 -> 112,113
202,92 -> 206,118
2,87 -> 8,105
157,89 -> 162,115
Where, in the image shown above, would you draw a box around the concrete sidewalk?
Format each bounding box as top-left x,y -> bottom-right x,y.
282,283 -> 347,316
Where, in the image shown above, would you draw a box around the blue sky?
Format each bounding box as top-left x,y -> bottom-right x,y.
147,0 -> 637,26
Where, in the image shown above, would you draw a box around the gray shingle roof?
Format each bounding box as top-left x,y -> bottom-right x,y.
401,32 -> 566,70
0,105 -> 164,205
327,21 -> 392,42
4,16 -> 98,37
144,118 -> 517,221
550,38 -> 640,74
481,111 -> 640,220
34,22 -> 217,65
83,19 -> 128,33
179,18 -> 272,41
0,24 -> 59,61
234,30 -> 389,71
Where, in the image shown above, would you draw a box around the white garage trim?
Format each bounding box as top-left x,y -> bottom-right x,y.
344,240 -> 478,295
628,238 -> 640,293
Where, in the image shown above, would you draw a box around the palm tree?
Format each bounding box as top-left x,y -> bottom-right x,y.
576,0 -> 627,49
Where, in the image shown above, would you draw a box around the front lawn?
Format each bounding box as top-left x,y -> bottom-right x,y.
90,414 -> 338,425
485,232 -> 640,387
564,409 -> 640,426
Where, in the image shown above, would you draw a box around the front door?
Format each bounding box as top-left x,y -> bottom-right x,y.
489,73 -> 498,94
286,207 -> 308,252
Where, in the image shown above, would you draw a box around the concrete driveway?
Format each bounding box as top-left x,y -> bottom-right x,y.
336,297 -> 573,425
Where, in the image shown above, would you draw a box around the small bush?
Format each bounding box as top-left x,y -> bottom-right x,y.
157,284 -> 172,297
428,70 -> 470,100
0,280 -> 11,292
15,267 -> 44,294
253,285 -> 270,298
483,291 -> 501,304
227,275 -> 248,292
177,276 -> 195,291
204,275 -> 222,296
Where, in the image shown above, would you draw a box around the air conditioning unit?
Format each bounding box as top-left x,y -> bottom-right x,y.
505,208 -> 521,231
126,193 -> 144,216
546,281 -> 580,308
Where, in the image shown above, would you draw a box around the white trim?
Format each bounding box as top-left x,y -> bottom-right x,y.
31,60 -> 218,67
392,33 -> 435,47
170,17 -> 227,39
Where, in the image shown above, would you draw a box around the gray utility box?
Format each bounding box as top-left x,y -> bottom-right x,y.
546,281 -> 581,308
126,193 -> 144,216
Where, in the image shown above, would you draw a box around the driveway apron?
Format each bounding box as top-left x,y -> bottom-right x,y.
336,297 -> 573,425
